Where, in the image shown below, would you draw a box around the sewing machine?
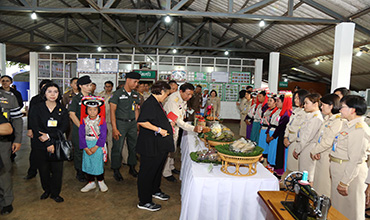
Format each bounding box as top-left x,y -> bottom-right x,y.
281,171 -> 331,220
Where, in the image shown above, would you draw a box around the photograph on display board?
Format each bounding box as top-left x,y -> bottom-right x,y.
209,83 -> 224,100
224,84 -> 239,102
172,70 -> 187,82
231,72 -> 251,84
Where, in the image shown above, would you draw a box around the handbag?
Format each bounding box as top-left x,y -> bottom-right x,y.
48,130 -> 73,161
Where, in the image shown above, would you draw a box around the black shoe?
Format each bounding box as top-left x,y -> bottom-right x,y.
24,173 -> 37,180
164,175 -> 177,182
137,202 -> 161,212
152,192 -> 170,201
40,192 -> 50,200
76,170 -> 87,182
171,169 -> 180,175
50,196 -> 64,203
1,205 -> 13,215
129,165 -> 138,178
113,169 -> 123,182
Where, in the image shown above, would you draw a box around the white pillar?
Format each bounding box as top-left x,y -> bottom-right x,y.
0,43 -> 6,76
29,52 -> 38,98
331,22 -> 355,92
268,52 -> 280,94
254,59 -> 263,89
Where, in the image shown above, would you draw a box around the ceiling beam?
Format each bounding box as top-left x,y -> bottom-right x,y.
237,0 -> 275,14
5,41 -> 271,52
172,0 -> 191,11
0,6 -> 341,24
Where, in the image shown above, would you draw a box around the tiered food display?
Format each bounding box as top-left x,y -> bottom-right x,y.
205,123 -> 235,146
215,138 -> 264,177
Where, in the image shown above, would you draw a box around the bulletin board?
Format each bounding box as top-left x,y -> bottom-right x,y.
78,72 -> 117,94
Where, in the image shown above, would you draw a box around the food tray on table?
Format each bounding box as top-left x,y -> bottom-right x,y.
205,131 -> 235,147
215,144 -> 263,176
190,151 -> 222,165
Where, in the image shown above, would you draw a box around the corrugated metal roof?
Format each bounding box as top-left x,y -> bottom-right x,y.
0,0 -> 369,89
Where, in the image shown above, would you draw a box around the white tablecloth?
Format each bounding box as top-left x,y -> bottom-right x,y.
179,131 -> 279,220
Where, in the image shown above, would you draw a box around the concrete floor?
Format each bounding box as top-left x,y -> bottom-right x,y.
4,118 -> 183,220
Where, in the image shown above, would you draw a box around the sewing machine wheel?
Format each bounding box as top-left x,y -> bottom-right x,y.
284,171 -> 303,192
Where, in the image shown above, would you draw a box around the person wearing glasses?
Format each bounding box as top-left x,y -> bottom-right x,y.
330,95 -> 369,220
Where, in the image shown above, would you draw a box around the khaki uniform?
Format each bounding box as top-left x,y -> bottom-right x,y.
330,117 -> 370,220
162,91 -> 194,177
187,92 -> 202,121
284,108 -> 306,172
296,110 -> 323,182
98,91 -> 115,162
311,113 -> 344,197
0,90 -> 23,207
206,96 -> 221,117
238,98 -> 252,137
62,90 -> 78,141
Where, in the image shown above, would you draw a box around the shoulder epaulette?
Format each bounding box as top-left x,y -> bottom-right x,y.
355,122 -> 363,129
313,114 -> 318,117
336,115 -> 341,118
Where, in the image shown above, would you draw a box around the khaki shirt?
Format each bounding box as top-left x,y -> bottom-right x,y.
253,104 -> 263,122
98,91 -> 113,124
143,91 -> 151,101
206,96 -> 221,116
163,91 -> 194,132
62,89 -> 78,109
311,113 -> 344,155
329,117 -> 370,185
284,107 -> 306,142
238,98 -> 252,116
295,110 -> 323,154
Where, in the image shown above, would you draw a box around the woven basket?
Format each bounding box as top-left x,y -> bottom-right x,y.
217,152 -> 262,176
207,140 -> 234,147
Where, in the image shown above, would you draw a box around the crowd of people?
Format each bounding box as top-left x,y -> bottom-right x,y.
238,86 -> 370,220
0,72 -> 370,218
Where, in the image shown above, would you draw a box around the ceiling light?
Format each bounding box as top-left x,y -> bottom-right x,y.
356,51 -> 362,57
259,20 -> 265,27
31,12 -> 37,20
224,51 -> 229,55
284,78 -> 288,82
165,16 -> 171,23
315,60 -> 320,65
45,45 -> 50,50
97,47 -> 102,52
172,49 -> 177,54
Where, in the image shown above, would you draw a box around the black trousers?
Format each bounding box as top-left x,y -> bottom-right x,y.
34,149 -> 63,198
137,152 -> 168,204
27,139 -> 38,175
86,173 -> 104,182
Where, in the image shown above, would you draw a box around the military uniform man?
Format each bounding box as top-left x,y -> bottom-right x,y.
162,83 -> 201,182
69,76 -> 92,182
109,72 -> 141,181
0,89 -> 23,215
187,85 -> 202,121
62,77 -> 79,141
98,81 -> 114,161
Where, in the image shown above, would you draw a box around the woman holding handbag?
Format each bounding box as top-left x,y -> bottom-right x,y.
29,82 -> 69,203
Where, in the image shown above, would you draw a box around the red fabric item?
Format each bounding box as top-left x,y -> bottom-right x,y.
167,111 -> 178,122
270,107 -> 279,116
280,93 -> 293,117
80,96 -> 106,126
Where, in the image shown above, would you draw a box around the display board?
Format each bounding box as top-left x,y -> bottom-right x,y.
224,84 -> 239,101
99,59 -> 119,73
194,72 -> 208,82
209,83 -> 224,100
77,58 -> 96,72
231,72 -> 251,84
172,70 -> 187,82
79,72 -> 117,94
38,61 -> 50,77
211,71 -> 229,83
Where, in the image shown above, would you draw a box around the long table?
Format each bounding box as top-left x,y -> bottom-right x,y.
179,131 -> 280,220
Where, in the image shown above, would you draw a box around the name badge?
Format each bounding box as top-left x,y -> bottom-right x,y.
3,112 -> 8,119
47,119 -> 58,127
133,94 -> 138,98
120,95 -> 128,99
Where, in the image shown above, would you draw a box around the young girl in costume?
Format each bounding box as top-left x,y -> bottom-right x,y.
79,96 -> 108,193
